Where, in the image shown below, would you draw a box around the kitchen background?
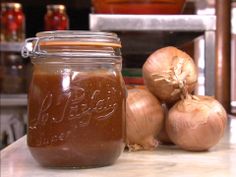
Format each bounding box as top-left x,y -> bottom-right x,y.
0,0 -> 235,149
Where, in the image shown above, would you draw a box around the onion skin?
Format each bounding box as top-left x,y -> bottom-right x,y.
142,46 -> 197,104
157,104 -> 174,145
126,89 -> 164,151
166,95 -> 227,151
158,126 -> 174,145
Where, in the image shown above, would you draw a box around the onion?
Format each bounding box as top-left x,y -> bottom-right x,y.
158,127 -> 173,145
157,104 -> 174,145
166,95 -> 227,151
142,46 -> 197,104
126,88 -> 164,151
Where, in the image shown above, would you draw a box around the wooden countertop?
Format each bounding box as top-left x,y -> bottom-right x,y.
1,115 -> 236,177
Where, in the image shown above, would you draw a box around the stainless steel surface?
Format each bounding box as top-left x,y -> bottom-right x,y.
196,2 -> 235,35
204,31 -> 215,96
90,14 -> 216,96
1,94 -> 27,106
195,3 -> 236,113
232,101 -> 236,114
232,4 -> 236,113
89,14 -> 216,31
232,5 -> 236,35
232,35 -> 236,113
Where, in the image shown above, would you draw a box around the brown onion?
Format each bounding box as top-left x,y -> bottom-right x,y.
157,104 -> 174,145
158,127 -> 173,145
126,89 -> 164,151
166,95 -> 227,151
142,46 -> 197,103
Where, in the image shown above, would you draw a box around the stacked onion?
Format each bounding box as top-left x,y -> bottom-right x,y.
126,46 -> 227,152
126,89 -> 164,151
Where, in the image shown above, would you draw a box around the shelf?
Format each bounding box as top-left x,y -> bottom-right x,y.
232,101 -> 236,114
89,14 -> 216,32
0,94 -> 27,106
0,42 -> 24,52
89,14 -> 216,97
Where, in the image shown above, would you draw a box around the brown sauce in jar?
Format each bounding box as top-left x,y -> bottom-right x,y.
28,66 -> 126,167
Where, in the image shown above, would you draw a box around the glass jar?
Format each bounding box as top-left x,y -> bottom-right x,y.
22,31 -> 126,168
0,2 -> 25,42
0,52 -> 26,93
44,5 -> 69,31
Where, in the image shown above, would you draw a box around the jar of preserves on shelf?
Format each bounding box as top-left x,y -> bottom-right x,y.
44,5 -> 69,30
22,31 -> 126,168
0,2 -> 25,42
0,52 -> 26,93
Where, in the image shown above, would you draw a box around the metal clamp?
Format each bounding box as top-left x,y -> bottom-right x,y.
21,37 -> 40,58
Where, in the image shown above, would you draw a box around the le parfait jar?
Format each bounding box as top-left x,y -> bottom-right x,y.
22,31 -> 126,168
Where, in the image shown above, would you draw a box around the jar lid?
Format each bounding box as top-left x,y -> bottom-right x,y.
22,31 -> 122,58
1,3 -> 22,10
46,4 -> 66,12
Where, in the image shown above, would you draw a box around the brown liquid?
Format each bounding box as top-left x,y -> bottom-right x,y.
28,66 -> 126,167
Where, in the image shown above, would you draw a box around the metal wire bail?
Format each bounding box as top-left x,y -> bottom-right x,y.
21,37 -> 40,58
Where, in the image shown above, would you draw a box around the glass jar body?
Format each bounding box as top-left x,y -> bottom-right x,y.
28,58 -> 126,167
23,30 -> 125,168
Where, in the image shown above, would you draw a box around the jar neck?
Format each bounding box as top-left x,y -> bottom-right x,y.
22,31 -> 122,60
34,46 -> 121,60
31,57 -> 122,66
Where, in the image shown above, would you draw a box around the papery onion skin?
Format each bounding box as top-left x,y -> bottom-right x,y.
158,126 -> 174,145
166,95 -> 227,151
157,104 -> 174,145
126,89 -> 164,151
142,46 -> 197,104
